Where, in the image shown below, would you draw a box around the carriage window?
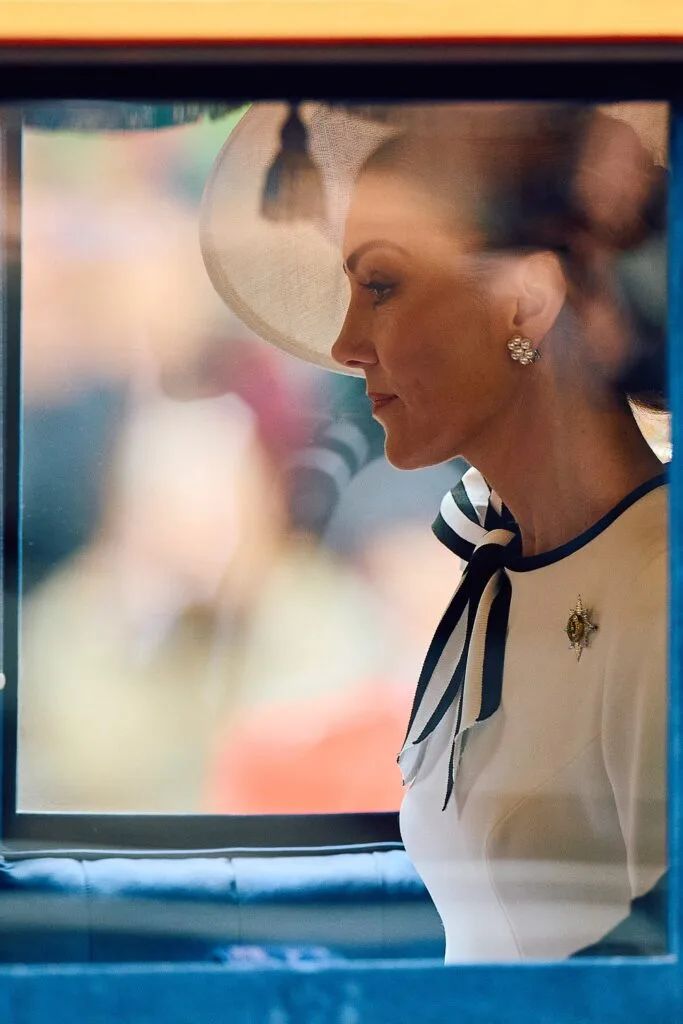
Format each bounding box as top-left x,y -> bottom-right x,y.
14,106 -> 462,816
7,103 -> 671,963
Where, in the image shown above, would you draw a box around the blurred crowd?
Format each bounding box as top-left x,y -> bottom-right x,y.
16,113 -> 463,814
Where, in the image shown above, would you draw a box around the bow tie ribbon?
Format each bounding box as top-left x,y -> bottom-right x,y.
397,468 -> 518,809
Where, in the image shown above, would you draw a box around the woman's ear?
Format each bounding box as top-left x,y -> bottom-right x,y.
512,252 -> 567,345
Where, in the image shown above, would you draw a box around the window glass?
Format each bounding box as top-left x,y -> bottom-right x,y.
16,107 -> 461,814
12,96 -> 671,961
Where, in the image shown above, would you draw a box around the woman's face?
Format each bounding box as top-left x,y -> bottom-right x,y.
332,170 -> 523,470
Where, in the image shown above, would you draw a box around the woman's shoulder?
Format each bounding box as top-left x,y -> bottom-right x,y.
562,471 -> 668,589
610,476 -> 668,581
600,481 -> 668,673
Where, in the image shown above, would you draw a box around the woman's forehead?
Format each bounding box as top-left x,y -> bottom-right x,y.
342,168 -> 477,260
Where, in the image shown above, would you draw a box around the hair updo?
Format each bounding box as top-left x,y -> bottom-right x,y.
361,104 -> 668,413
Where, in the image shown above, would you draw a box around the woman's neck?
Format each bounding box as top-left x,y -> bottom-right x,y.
465,382 -> 664,558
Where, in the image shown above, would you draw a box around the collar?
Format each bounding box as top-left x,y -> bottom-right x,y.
399,464 -> 668,810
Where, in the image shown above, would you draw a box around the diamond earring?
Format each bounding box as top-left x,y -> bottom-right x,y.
507,335 -> 540,366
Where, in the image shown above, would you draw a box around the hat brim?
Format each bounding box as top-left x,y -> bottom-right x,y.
200,103 -> 401,376
200,101 -> 668,377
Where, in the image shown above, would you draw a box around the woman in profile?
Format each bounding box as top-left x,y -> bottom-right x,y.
200,101 -> 669,960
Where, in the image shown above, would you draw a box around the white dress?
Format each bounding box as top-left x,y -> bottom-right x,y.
399,472 -> 667,962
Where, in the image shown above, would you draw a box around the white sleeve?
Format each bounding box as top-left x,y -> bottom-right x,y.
601,551 -> 668,900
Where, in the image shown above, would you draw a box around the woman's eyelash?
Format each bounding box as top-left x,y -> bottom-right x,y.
361,281 -> 394,306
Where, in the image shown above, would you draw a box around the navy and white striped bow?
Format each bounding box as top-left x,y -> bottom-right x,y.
398,467 -> 519,809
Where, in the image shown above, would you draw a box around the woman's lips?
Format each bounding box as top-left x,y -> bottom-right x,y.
368,393 -> 397,412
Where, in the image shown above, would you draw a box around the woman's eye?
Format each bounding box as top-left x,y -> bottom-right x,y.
361,281 -> 394,307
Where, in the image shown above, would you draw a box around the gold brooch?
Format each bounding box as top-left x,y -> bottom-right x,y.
565,596 -> 598,661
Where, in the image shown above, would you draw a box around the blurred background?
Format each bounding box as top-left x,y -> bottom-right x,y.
14,103 -> 670,816
15,107 -> 464,815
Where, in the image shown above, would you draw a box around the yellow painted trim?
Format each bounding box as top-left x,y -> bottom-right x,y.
0,1 -> 683,44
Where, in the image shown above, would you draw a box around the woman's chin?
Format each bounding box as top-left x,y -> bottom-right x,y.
384,438 -> 452,472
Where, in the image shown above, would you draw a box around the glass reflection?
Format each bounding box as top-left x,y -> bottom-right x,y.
16,112 -> 459,814
13,100 -> 670,961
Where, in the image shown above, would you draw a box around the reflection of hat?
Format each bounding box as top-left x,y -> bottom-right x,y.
200,104 -> 397,375
200,102 -> 667,376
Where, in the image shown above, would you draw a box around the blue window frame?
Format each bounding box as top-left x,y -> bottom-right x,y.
0,42 -> 681,1021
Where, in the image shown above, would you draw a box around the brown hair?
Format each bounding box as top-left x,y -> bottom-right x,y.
362,104 -> 667,412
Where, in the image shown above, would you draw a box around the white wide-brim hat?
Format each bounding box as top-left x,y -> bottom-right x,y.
200,101 -> 668,377
200,103 -> 402,375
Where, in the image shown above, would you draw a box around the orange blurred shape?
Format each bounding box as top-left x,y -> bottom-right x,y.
204,680 -> 413,814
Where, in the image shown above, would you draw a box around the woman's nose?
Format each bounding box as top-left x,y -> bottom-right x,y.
331,306 -> 378,370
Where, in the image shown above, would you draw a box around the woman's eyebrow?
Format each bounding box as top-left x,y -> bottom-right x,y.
343,240 -> 410,274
